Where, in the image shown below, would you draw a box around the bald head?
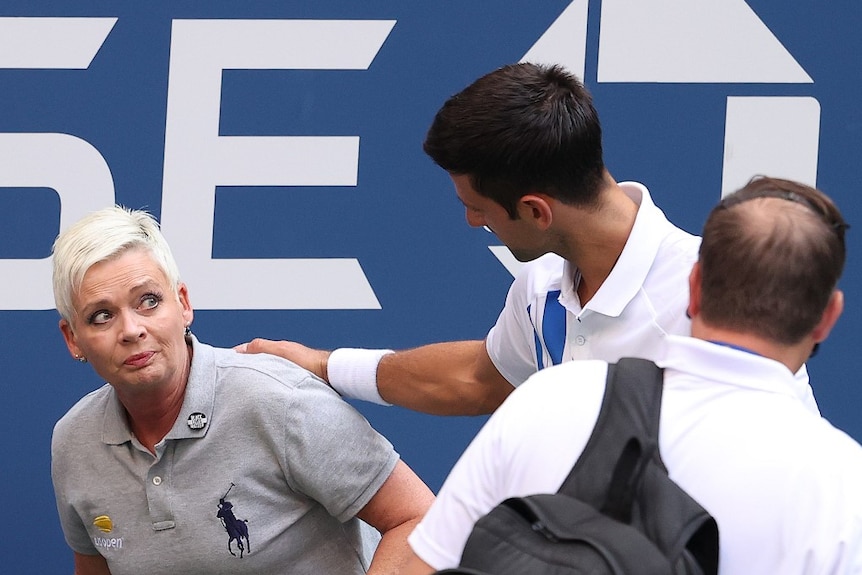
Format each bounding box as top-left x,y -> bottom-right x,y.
698,177 -> 847,345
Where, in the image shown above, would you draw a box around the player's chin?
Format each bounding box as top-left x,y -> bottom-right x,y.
511,250 -> 545,263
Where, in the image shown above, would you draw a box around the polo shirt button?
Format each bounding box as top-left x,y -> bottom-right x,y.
575,335 -> 586,345
152,476 -> 162,486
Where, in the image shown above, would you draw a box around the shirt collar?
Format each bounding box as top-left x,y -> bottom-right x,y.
101,392 -> 131,445
659,335 -> 813,403
561,182 -> 669,317
101,335 -> 215,445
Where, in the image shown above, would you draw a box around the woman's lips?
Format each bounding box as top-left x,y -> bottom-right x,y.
124,351 -> 154,367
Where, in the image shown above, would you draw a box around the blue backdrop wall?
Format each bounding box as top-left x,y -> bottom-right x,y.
1,2 -> 860,571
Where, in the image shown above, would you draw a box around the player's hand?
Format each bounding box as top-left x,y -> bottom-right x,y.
235,338 -> 331,382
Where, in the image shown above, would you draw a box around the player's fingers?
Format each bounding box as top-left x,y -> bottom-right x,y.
234,338 -> 275,354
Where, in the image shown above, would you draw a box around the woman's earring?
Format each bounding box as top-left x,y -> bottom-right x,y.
75,355 -> 87,363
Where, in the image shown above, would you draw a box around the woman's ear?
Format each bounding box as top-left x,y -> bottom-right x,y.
178,283 -> 194,328
59,318 -> 83,360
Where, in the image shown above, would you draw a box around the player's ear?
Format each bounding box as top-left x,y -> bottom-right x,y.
519,194 -> 553,229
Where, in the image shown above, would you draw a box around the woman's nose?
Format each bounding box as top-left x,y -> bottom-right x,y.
118,312 -> 146,341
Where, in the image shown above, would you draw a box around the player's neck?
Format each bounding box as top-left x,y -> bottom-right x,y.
564,183 -> 638,305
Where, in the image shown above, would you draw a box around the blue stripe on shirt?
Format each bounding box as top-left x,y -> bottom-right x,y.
529,303 -> 545,371
529,291 -> 566,370
543,291 -> 566,366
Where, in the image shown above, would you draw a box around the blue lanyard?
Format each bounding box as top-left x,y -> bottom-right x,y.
706,340 -> 762,357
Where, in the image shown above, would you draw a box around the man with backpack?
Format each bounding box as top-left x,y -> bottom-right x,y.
403,177 -> 862,574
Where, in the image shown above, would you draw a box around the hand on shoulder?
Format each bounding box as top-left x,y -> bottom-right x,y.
235,338 -> 331,381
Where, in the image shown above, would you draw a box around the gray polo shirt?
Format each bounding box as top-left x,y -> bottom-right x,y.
52,337 -> 398,575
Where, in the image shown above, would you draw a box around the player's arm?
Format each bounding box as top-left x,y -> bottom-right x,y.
376,340 -> 512,415
74,552 -> 111,575
237,338 -> 513,416
357,460 -> 436,575
401,553 -> 436,575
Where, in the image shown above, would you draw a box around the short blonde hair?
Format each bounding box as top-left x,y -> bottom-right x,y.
52,205 -> 182,322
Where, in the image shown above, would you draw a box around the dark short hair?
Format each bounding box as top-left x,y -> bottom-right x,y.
699,176 -> 848,344
423,62 -> 605,218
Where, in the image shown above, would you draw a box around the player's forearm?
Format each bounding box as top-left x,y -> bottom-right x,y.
376,340 -> 513,415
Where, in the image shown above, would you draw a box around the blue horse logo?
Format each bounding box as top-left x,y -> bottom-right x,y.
217,483 -> 250,558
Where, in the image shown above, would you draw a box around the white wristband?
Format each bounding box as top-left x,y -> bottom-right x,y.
328,348 -> 394,406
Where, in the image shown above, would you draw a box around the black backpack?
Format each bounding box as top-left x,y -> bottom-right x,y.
434,358 -> 719,575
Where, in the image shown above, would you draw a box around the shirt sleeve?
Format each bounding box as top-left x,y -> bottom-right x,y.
407,399 -> 510,569
51,418 -> 100,555
282,377 -> 399,522
485,269 -> 542,387
408,361 -> 609,570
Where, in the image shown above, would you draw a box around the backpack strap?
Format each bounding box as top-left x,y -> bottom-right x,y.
557,357 -> 664,509
557,357 -> 719,574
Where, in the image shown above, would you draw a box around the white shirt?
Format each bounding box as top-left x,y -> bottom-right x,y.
486,182 -> 700,383
409,336 -> 862,574
484,181 -> 819,413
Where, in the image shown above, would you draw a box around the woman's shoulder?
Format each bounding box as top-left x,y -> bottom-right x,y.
211,345 -> 335,397
52,383 -> 114,444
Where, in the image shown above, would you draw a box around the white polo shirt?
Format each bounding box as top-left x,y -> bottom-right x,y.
486,182 -> 700,384
408,336 -> 862,574
484,181 -> 819,413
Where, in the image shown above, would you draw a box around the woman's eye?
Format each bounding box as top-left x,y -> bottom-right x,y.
90,311 -> 111,325
141,294 -> 162,310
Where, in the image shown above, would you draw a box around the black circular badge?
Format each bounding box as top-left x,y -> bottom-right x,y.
187,412 -> 208,430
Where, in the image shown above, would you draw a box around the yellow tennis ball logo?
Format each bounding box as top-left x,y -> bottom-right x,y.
93,515 -> 113,533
